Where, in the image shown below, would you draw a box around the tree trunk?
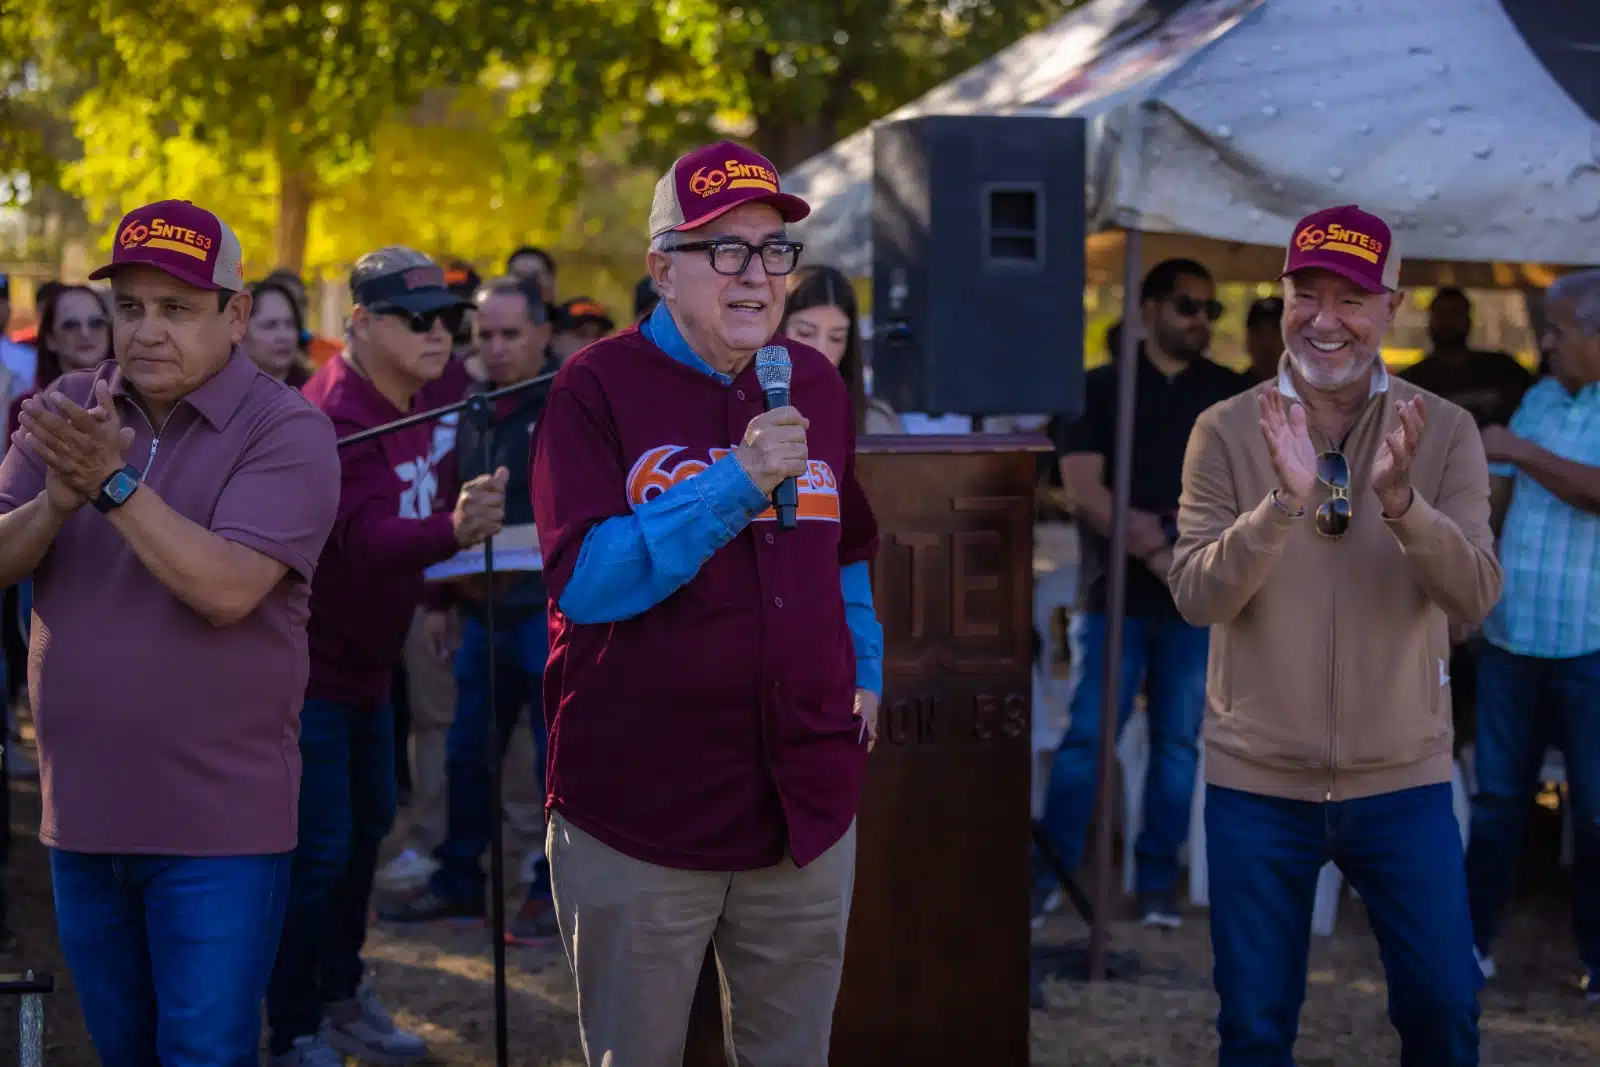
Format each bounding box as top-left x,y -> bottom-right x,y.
754,119 -> 838,174
274,165 -> 314,275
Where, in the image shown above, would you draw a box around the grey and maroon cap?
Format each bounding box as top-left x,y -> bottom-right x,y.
90,200 -> 246,291
1281,204 -> 1402,293
648,141 -> 810,238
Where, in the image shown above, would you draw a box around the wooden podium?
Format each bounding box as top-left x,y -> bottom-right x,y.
685,435 -> 1047,1066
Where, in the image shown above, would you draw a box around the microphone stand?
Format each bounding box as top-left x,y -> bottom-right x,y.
338,365 -> 556,1067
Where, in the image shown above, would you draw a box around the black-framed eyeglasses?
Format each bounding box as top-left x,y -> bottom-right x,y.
1316,451 -> 1351,538
59,316 -> 109,333
1171,295 -> 1225,322
662,239 -> 803,277
377,305 -> 466,335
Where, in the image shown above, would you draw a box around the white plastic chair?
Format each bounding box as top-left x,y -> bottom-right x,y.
1310,759 -> 1471,936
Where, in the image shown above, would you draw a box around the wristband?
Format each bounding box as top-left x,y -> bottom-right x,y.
1270,489 -> 1306,517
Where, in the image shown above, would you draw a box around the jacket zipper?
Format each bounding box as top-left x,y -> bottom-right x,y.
1327,574 -> 1338,802
125,399 -> 175,477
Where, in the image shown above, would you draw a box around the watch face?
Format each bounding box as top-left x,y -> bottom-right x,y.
106,471 -> 138,502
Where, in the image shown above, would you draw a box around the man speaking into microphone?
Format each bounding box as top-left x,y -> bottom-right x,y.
531,139 -> 883,1065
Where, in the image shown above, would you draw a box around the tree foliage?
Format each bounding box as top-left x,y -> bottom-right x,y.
12,0 -> 1079,291
39,0 -> 547,269
520,0 -> 1080,171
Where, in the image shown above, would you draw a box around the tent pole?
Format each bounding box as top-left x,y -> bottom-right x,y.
1087,226 -> 1143,982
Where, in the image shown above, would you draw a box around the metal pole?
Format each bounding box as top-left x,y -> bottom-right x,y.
1087,227 -> 1143,982
466,394 -> 510,1067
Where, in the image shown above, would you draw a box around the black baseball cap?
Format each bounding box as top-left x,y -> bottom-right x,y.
444,262 -> 483,300
555,298 -> 615,332
350,249 -> 472,316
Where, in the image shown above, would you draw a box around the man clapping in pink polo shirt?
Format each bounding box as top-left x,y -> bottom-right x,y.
0,200 -> 341,1067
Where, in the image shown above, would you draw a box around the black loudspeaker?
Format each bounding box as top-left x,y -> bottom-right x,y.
871,115 -> 1086,419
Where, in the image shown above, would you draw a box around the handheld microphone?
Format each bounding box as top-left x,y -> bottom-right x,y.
754,345 -> 799,531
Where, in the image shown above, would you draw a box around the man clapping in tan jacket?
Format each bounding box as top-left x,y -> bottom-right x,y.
1170,205 -> 1502,1067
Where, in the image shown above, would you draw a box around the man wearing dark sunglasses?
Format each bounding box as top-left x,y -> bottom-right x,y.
1039,257 -> 1249,931
278,247 -> 508,1066
1170,205 -> 1502,1066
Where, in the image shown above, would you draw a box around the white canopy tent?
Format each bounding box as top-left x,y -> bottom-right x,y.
784,0 -> 1600,283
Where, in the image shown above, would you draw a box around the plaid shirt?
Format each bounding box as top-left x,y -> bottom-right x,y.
1482,377 -> 1600,658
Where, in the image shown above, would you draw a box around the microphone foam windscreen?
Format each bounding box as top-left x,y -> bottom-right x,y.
754,345 -> 792,391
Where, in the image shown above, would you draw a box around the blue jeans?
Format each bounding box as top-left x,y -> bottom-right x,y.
51,851 -> 289,1067
430,613 -> 551,902
266,699 -> 398,1053
1035,612 -> 1208,896
1465,644 -> 1600,974
1208,784 -> 1481,1066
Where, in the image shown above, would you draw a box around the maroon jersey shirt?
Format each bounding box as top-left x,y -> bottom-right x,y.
302,356 -> 459,708
532,328 -> 879,870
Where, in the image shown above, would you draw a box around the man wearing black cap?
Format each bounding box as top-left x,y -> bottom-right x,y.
549,297 -> 616,362
271,247 -> 508,1066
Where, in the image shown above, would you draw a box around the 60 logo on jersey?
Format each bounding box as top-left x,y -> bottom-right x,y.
626,445 -> 840,521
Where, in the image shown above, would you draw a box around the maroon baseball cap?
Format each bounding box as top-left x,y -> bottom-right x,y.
1280,205 -> 1401,293
648,141 -> 810,238
89,200 -> 246,292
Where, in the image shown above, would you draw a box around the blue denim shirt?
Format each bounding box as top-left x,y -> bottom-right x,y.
556,301 -> 884,695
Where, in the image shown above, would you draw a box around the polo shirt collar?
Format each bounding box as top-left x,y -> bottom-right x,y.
1275,352 -> 1389,401
110,346 -> 258,431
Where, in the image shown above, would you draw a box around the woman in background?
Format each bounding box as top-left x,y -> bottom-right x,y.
781,264 -> 900,433
242,279 -> 313,387
7,284 -> 111,440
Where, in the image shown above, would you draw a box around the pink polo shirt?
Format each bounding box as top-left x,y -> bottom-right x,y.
0,352 -> 341,855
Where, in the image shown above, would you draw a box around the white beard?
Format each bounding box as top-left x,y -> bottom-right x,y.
1287,347 -> 1377,393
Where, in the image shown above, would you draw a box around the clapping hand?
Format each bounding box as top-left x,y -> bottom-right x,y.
1258,392 -> 1316,509
14,381 -> 135,509
1372,397 -> 1426,517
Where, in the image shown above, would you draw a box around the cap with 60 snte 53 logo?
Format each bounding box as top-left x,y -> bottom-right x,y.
90,200 -> 246,292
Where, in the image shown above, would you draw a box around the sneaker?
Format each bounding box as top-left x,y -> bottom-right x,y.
375,849 -> 439,892
324,984 -> 428,1066
266,1033 -> 344,1067
377,886 -> 484,924
506,896 -> 560,946
1474,946 -> 1496,981
1138,890 -> 1183,929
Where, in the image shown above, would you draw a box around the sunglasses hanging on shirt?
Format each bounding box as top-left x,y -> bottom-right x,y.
1316,451 -> 1352,538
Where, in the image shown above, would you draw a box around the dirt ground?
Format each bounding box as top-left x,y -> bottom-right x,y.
0,777 -> 1593,1066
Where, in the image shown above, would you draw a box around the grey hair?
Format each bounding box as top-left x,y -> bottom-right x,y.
649,231 -> 676,253
350,245 -> 436,294
1547,268 -> 1600,336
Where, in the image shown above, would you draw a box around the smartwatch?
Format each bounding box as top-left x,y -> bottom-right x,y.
92,465 -> 142,513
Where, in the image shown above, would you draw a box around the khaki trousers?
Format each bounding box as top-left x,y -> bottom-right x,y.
548,812 -> 856,1067
391,608 -> 546,858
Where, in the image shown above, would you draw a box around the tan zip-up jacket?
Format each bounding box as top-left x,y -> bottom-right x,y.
1169,371 -> 1502,802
